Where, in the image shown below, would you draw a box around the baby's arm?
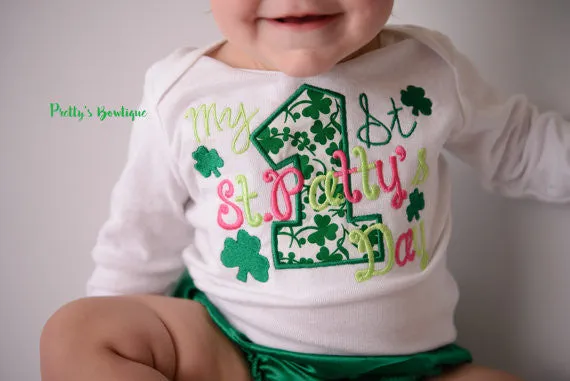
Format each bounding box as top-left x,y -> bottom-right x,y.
434,31 -> 570,202
86,66 -> 193,296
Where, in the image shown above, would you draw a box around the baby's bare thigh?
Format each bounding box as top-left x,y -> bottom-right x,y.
40,295 -> 251,381
428,364 -> 524,381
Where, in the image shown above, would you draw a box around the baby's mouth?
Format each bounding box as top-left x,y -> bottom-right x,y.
267,13 -> 340,30
274,15 -> 333,24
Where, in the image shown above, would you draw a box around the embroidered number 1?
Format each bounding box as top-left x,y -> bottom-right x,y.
251,84 -> 385,270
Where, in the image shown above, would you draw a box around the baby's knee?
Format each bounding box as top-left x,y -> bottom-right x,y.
41,296 -> 176,378
40,297 -> 102,379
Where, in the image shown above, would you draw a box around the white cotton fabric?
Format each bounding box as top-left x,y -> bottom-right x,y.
87,25 -> 570,355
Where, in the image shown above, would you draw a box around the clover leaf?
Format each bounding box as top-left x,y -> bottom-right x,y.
257,127 -> 284,154
310,120 -> 336,145
307,215 -> 338,246
299,154 -> 315,179
221,230 -> 270,283
302,90 -> 332,119
406,188 -> 425,222
316,247 -> 343,263
192,146 -> 224,178
401,85 -> 433,117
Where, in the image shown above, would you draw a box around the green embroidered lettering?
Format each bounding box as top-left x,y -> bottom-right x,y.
351,223 -> 395,282
412,148 -> 429,186
309,174 -> 328,211
231,104 -> 259,155
353,146 -> 380,200
235,175 -> 263,227
324,170 -> 344,206
413,220 -> 430,270
185,103 -> 259,154
185,104 -> 215,143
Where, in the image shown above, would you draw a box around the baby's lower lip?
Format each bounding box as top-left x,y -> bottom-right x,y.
266,14 -> 340,31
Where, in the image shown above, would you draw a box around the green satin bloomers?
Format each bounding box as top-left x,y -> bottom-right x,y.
171,271 -> 472,381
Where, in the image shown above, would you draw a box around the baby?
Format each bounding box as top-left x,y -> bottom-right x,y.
40,1 -> 570,380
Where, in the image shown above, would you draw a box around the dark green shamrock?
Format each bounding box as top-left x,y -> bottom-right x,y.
406,188 -> 425,222
299,154 -> 315,179
310,119 -> 336,145
316,247 -> 344,263
257,127 -> 284,154
221,230 -> 270,283
291,131 -> 314,151
307,215 -> 338,246
325,142 -> 342,167
302,89 -> 332,119
192,146 -> 224,178
401,85 -> 433,117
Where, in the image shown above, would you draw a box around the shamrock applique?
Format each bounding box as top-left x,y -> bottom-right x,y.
302,89 -> 333,119
257,127 -> 285,154
307,215 -> 339,246
401,86 -> 433,117
310,119 -> 336,145
316,247 -> 344,263
221,230 -> 270,283
299,154 -> 315,179
192,146 -> 224,178
406,188 -> 425,222
325,142 -> 342,167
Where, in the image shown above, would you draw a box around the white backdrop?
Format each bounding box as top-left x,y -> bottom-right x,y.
0,1 -> 568,380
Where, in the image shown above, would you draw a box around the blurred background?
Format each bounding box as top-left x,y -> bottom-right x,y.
1,0 -> 568,379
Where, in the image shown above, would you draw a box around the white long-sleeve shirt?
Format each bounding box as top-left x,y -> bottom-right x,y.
86,25 -> 570,355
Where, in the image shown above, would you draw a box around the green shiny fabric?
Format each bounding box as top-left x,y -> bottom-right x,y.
172,271 -> 472,381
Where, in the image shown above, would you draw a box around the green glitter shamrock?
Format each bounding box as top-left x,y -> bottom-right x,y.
192,146 -> 224,178
308,215 -> 338,246
302,89 -> 333,119
221,230 -> 270,283
310,119 -> 336,145
401,85 -> 433,117
257,127 -> 284,154
406,188 -> 425,222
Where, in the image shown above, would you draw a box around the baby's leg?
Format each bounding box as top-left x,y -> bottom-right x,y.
428,364 -> 524,380
40,295 -> 251,381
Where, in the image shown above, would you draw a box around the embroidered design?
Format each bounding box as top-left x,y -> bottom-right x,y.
217,179 -> 244,230
400,86 -> 433,117
251,84 -> 385,270
235,175 -> 263,228
184,103 -> 259,154
412,148 -> 429,186
396,229 -> 415,267
351,223 -> 395,282
406,188 -> 425,222
193,146 -> 224,178
204,84 -> 436,280
374,146 -> 408,209
356,86 -> 431,148
221,229 -> 270,283
350,220 -> 430,282
299,89 -> 332,120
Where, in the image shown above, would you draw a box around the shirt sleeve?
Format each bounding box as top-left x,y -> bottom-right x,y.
437,31 -> 570,203
86,67 -> 193,296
